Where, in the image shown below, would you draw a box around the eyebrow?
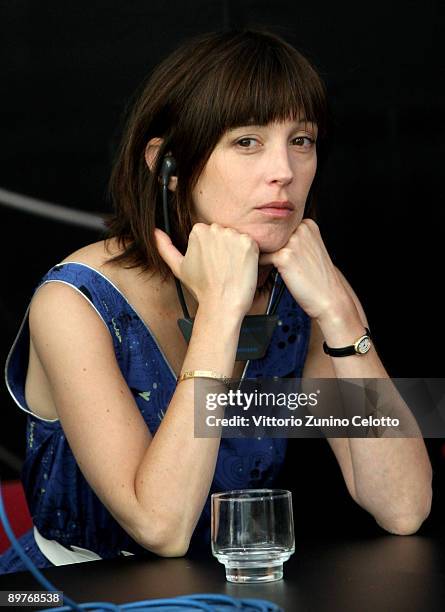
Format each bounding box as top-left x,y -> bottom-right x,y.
226,119 -> 314,133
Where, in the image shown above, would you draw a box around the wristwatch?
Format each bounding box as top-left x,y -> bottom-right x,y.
323,327 -> 372,357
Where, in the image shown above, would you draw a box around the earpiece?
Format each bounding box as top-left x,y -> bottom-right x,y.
160,154 -> 177,187
158,152 -> 188,318
159,153 -> 177,238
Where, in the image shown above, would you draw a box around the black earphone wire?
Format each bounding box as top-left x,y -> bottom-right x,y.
161,182 -> 190,319
269,275 -> 285,315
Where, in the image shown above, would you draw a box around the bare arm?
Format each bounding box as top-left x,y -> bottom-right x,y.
29,281 -> 243,556
29,223 -> 260,556
259,219 -> 431,535
302,268 -> 432,535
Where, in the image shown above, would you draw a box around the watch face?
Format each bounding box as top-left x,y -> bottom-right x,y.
356,336 -> 371,354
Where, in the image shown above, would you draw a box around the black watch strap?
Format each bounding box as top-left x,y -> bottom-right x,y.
323,327 -> 372,357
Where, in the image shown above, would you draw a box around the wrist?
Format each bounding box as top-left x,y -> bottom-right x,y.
197,300 -> 245,324
315,290 -> 355,325
185,305 -> 242,372
194,305 -> 244,339
316,303 -> 367,348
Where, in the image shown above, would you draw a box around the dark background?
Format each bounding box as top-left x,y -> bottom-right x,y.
0,1 -> 444,532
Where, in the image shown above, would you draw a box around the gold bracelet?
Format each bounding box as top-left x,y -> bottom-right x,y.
177,370 -> 232,385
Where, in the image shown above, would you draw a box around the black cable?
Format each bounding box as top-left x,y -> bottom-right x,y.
269,275 -> 285,316
161,183 -> 190,319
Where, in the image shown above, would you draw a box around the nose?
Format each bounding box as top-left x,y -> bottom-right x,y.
265,147 -> 294,186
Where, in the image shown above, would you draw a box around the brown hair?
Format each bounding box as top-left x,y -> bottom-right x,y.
105,29 -> 328,282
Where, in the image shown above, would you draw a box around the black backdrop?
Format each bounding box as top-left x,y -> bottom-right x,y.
0,0 -> 444,530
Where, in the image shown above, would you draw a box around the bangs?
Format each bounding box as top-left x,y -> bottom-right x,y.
208,34 -> 327,137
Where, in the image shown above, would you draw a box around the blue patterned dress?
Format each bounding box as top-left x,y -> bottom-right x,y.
1,262 -> 310,573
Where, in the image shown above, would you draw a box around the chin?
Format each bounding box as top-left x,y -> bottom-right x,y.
247,227 -> 293,253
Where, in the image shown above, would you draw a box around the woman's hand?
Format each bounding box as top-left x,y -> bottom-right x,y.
154,223 -> 259,317
259,219 -> 352,322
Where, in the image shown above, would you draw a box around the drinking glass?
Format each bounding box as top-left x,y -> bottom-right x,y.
211,489 -> 295,583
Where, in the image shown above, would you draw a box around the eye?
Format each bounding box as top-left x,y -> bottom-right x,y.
235,137 -> 259,148
292,136 -> 316,148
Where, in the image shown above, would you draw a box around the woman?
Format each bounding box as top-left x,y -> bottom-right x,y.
1,29 -> 432,573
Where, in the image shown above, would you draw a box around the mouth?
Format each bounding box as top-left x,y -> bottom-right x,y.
255,201 -> 294,218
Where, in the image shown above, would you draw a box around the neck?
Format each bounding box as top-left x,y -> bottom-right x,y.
256,264 -> 274,290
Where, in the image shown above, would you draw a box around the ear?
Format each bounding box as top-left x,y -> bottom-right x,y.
145,137 -> 178,192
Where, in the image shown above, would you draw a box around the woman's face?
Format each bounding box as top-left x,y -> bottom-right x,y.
191,118 -> 318,253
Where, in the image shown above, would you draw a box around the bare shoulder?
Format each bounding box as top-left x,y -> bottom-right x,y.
59,237 -> 121,277
57,237 -> 163,306
26,274 -> 120,420
25,238 -> 127,420
26,237 -> 174,418
29,278 -> 111,333
29,238 -> 125,339
30,234 -> 169,358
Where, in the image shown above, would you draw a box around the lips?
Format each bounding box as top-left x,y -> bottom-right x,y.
256,201 -> 294,210
255,201 -> 294,218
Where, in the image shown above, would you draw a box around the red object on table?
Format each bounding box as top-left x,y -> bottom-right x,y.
0,480 -> 33,554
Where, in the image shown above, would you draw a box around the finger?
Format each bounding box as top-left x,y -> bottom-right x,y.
153,228 -> 183,277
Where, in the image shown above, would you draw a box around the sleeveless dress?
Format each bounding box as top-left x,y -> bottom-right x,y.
1,261 -> 310,573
